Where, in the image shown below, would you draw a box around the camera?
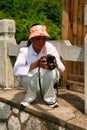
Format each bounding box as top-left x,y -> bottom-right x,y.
46,54 -> 56,70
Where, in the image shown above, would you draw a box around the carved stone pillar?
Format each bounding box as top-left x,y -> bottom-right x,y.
0,19 -> 16,88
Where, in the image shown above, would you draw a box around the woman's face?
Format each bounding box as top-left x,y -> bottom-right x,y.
31,36 -> 46,54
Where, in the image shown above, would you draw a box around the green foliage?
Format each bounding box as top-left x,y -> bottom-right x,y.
0,0 -> 62,44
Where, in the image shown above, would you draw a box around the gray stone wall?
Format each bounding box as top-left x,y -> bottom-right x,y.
0,102 -> 70,130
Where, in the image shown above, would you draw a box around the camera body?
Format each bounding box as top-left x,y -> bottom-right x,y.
46,54 -> 56,70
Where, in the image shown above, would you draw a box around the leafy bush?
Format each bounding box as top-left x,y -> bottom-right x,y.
0,0 -> 62,44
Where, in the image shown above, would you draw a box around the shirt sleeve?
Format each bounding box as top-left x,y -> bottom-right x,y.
13,48 -> 30,76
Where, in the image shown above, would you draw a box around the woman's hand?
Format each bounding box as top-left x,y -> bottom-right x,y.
38,56 -> 48,69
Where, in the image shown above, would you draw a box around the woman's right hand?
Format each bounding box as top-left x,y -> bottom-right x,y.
38,56 -> 48,69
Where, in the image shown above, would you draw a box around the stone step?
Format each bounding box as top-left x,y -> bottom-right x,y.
66,80 -> 84,93
0,89 -> 85,130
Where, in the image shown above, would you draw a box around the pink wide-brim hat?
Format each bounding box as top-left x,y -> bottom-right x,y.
29,25 -> 50,39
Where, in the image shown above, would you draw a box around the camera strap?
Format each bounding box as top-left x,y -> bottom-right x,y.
38,67 -> 43,100
56,69 -> 60,97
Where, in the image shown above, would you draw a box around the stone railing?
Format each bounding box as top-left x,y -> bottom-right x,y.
1,4 -> 87,116
0,19 -> 16,89
0,19 -> 84,89
0,19 -> 87,114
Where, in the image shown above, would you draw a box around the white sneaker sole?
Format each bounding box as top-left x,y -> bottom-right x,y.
48,102 -> 59,108
20,102 -> 29,107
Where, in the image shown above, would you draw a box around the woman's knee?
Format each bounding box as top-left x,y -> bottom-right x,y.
21,76 -> 37,88
45,70 -> 56,80
21,76 -> 29,83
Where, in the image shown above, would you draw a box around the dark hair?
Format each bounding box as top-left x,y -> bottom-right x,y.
27,40 -> 32,47
27,23 -> 41,47
31,23 -> 40,27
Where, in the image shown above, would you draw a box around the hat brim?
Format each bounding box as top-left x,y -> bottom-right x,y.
29,32 -> 50,39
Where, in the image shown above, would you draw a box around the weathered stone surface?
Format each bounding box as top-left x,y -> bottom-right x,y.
41,120 -> 64,130
0,19 -> 16,88
0,123 -> 7,130
0,89 -> 86,129
8,115 -> 21,130
84,5 -> 87,25
24,116 -> 41,130
12,108 -> 19,114
0,102 -> 11,119
0,19 -> 15,33
20,111 -> 29,123
84,34 -> 87,114
0,89 -> 85,130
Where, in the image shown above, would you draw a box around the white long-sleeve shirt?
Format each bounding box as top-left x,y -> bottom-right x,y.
13,41 -> 65,77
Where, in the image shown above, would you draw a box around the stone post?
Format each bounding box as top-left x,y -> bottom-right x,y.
84,5 -> 87,114
0,19 -> 16,88
84,34 -> 87,114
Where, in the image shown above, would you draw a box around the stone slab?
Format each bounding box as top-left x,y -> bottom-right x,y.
8,40 -> 84,62
0,88 -> 86,130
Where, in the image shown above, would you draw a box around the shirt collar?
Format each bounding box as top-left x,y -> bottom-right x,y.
28,44 -> 45,56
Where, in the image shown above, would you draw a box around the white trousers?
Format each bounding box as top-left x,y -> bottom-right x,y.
21,68 -> 59,104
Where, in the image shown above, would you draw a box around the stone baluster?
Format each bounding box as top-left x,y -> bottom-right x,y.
0,19 -> 16,88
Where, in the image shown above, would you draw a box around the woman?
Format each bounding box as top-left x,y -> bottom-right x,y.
13,24 -> 65,108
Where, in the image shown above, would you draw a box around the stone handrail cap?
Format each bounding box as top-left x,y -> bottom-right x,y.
0,19 -> 15,33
